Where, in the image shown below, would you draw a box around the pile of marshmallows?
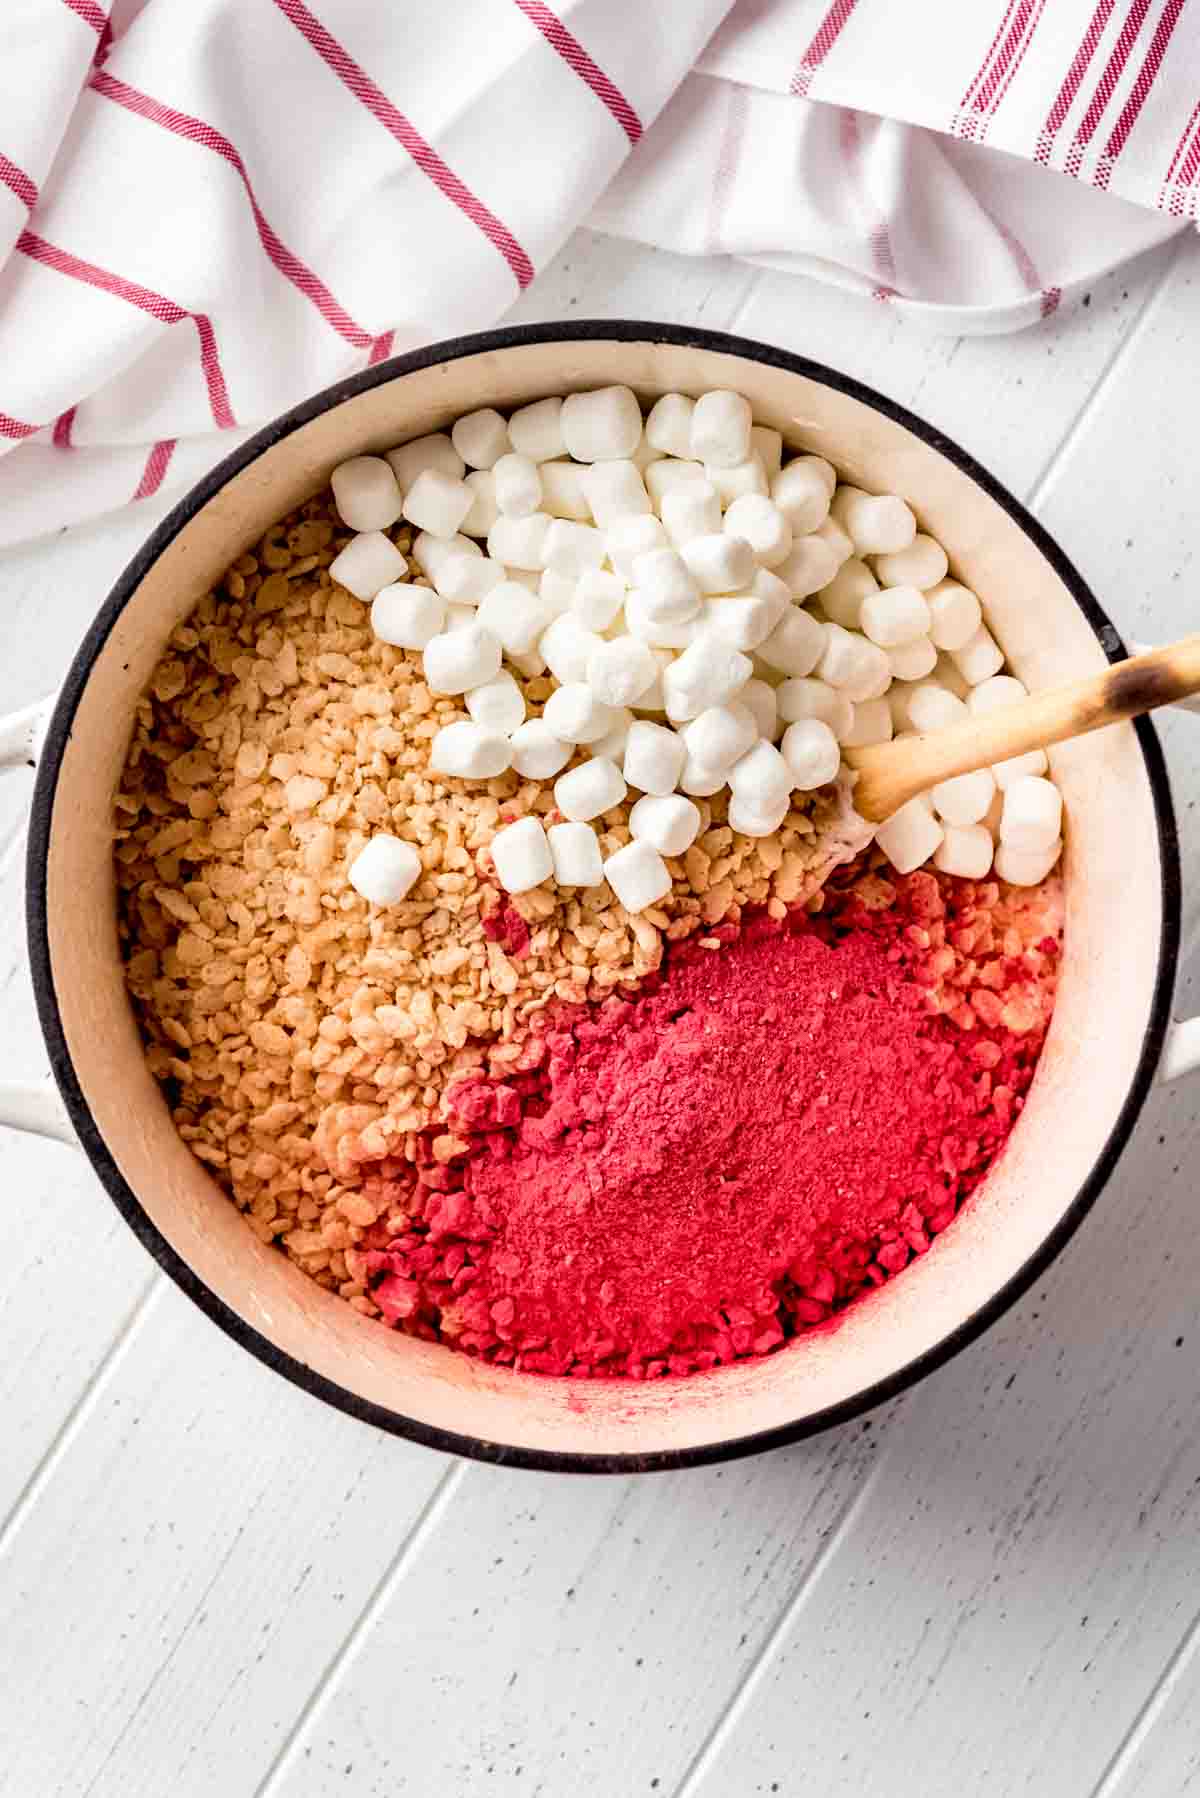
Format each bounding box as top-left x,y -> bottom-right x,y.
326,386 -> 1064,915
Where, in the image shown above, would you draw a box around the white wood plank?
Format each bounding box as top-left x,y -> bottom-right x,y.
261,1422 -> 884,1798
0,1283 -> 450,1798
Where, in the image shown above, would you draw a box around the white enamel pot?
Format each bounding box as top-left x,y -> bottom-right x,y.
2,323 -> 1193,1473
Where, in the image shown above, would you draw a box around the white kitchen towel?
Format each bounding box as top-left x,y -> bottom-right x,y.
0,0 -> 1195,546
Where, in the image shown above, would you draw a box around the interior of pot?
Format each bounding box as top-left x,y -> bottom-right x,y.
39,334 -> 1168,1464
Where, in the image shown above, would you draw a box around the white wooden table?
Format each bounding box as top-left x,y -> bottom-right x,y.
3,228 -> 1200,1798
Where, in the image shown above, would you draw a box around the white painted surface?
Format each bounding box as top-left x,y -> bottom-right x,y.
2,229 -> 1200,1797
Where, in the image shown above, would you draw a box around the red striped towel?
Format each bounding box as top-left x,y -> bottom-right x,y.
0,0 -> 1194,544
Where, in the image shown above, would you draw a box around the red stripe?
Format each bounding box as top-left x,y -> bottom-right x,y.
511,0 -> 641,145
965,186 -> 1060,318
273,0 -> 533,289
90,72 -> 378,351
705,84 -> 750,253
960,0 -> 1021,111
0,153 -> 38,214
1036,0 -> 1117,164
16,229 -> 236,429
840,109 -> 898,299
1094,0 -> 1187,189
1064,0 -> 1153,178
0,412 -> 38,440
789,0 -> 861,99
1162,99 -> 1200,213
132,438 -> 177,501
367,331 -> 395,366
52,406 -> 76,448
60,0 -> 113,63
956,0 -> 1046,141
975,0 -> 1047,137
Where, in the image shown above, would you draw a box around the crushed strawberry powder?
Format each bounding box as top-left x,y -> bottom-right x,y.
349,865 -> 1062,1380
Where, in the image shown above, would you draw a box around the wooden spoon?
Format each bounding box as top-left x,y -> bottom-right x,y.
844,634 -> 1200,824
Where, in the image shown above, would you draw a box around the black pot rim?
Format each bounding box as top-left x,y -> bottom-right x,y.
26,319 -> 1181,1475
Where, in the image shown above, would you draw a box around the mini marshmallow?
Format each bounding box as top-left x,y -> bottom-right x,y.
645,458 -> 709,511
771,459 -> 834,534
349,834 -> 422,905
858,659 -> 895,703
487,512 -> 552,570
509,718 -> 573,779
331,455 -> 403,531
860,585 -> 932,648
543,517 -> 607,576
430,720 -> 512,779
422,623 -> 502,695
994,836 -> 1062,887
547,820 -> 604,888
663,636 -> 753,719
819,557 -> 878,629
509,646 -> 547,679
623,719 -> 686,795
492,452 -> 542,518
781,717 -> 841,789
402,469 -> 473,539
539,568 -> 578,616
873,534 -> 949,591
607,513 -> 668,578
966,674 -> 1028,715
951,623 -> 1005,686
932,767 -> 996,827
386,432 -> 466,490
729,739 -> 793,811
542,682 -> 619,745
507,396 -> 566,463
738,676 -> 779,741
906,683 -> 968,733
540,613 -> 606,685
631,648 -> 675,713
757,607 -> 827,677
1000,775 -> 1063,851
633,547 -> 702,621
681,532 -> 756,595
623,588 -> 699,649
329,532 -> 408,600
435,553 -> 507,604
460,471 -> 496,532
775,535 -> 840,600
466,672 -> 525,735
476,581 -> 552,655
581,460 -> 651,528
452,408 -> 509,470
777,676 -> 854,741
813,514 -> 855,568
927,580 -> 983,652
831,486 -> 917,556
588,707 -> 634,763
887,637 -> 937,682
705,458 -> 768,506
629,793 -> 701,857
683,703 -> 757,771
876,799 -> 944,875
680,753 -> 729,798
935,653 -> 971,699
934,823 -> 994,880
840,697 -> 893,748
572,568 -> 627,632
728,794 -> 790,838
690,390 -> 753,468
555,756 -> 627,823
702,594 -> 782,652
603,839 -> 672,913
413,529 -> 480,580
993,747 -> 1050,789
631,433 -> 663,473
371,582 -> 445,650
645,393 -> 696,460
445,603 -> 476,632
560,386 -> 643,463
587,636 -> 659,708
539,461 -> 593,522
661,481 -> 723,547
818,623 -> 892,701
750,425 -> 784,480
491,816 -> 554,894
723,494 -> 793,567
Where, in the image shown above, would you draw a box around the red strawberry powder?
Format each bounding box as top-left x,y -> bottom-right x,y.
351,866 -> 1061,1379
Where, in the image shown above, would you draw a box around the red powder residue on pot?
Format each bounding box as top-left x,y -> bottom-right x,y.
348,868 -> 1062,1379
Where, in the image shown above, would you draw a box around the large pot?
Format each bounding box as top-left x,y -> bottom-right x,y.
1,323 -> 1192,1473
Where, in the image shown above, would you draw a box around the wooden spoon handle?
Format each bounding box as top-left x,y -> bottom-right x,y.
844,633 -> 1200,824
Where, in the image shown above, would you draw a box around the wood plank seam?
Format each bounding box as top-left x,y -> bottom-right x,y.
1085,1598 -> 1200,1798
